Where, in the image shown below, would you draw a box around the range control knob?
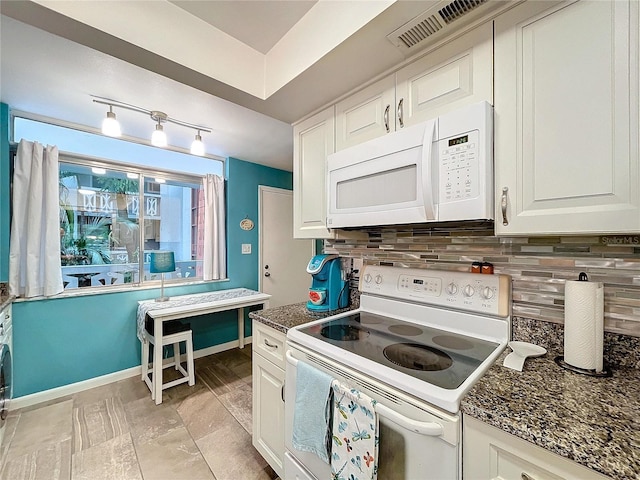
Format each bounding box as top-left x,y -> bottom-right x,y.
363,273 -> 372,284
446,283 -> 458,295
482,287 -> 494,299
375,275 -> 383,284
462,284 -> 475,297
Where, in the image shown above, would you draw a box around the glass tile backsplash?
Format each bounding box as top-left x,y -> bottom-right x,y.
325,225 -> 640,337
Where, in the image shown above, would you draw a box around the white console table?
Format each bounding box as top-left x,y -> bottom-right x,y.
137,288 -> 271,403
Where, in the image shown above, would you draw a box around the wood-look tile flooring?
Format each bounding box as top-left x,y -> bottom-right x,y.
0,347 -> 279,480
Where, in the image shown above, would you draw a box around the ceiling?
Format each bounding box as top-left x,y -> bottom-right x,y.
0,0 -> 496,171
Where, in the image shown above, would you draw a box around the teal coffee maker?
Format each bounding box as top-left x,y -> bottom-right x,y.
306,254 -> 349,313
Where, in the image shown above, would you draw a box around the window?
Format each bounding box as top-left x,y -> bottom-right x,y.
12,113 -> 224,293
59,159 -> 205,290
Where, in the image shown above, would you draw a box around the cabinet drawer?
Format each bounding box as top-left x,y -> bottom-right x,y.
252,320 -> 286,369
463,415 -> 611,480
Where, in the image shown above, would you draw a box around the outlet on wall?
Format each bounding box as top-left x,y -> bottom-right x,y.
241,244 -> 251,254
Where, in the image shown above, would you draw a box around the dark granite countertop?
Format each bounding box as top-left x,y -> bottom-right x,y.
0,296 -> 12,312
249,301 -> 357,334
461,349 -> 640,479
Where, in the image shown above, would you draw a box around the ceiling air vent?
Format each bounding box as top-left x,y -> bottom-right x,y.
387,0 -> 498,53
439,0 -> 488,24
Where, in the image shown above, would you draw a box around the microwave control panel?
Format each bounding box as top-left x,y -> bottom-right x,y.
438,130 -> 480,203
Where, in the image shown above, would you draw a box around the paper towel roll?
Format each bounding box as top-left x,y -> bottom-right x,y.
564,278 -> 604,372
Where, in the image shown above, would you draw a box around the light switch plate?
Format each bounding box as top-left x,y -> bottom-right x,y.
241,244 -> 251,254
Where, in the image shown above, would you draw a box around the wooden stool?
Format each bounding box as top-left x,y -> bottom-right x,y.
141,319 -> 195,404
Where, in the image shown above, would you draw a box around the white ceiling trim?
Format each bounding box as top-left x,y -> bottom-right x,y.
33,0 -> 265,97
32,0 -> 395,100
264,0 -> 394,98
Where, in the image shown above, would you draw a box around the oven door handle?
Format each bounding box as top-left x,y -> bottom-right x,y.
286,350 -> 444,437
286,349 -> 298,366
375,403 -> 444,437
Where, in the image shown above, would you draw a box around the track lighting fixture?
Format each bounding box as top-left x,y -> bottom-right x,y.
190,130 -> 205,156
150,111 -> 168,147
92,95 -> 211,156
101,105 -> 121,137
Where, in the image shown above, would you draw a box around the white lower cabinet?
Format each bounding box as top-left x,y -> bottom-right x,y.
494,0 -> 640,235
463,415 -> 610,480
252,321 -> 286,478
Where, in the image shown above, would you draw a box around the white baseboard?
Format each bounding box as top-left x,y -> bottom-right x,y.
11,337 -> 252,411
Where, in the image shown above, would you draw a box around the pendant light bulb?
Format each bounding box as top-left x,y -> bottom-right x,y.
190,132 -> 205,156
151,122 -> 167,147
102,106 -> 121,137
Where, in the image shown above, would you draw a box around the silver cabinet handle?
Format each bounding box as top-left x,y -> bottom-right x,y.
264,339 -> 278,349
521,473 -> 535,480
501,186 -> 509,226
281,384 -> 285,403
397,98 -> 404,128
384,104 -> 390,133
264,272 -> 270,277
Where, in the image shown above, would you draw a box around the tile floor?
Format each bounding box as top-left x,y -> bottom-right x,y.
0,347 -> 279,480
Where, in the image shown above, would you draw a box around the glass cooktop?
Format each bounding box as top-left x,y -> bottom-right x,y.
297,311 -> 499,390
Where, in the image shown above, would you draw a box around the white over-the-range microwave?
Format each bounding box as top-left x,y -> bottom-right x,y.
326,101 -> 493,228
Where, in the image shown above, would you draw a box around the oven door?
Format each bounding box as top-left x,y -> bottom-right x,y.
0,343 -> 12,423
285,344 -> 461,480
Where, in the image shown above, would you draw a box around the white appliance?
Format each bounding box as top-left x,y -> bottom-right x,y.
0,304 -> 12,449
327,101 -> 493,228
285,265 -> 511,480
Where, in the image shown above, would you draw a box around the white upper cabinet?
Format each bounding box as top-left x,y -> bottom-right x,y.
395,21 -> 493,128
335,75 -> 396,151
494,0 -> 640,235
335,21 -> 493,151
293,105 -> 335,239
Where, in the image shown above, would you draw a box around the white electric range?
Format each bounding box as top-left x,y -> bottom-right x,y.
284,265 -> 511,480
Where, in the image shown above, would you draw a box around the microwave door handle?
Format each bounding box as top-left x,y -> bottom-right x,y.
421,119 -> 437,220
375,403 -> 444,437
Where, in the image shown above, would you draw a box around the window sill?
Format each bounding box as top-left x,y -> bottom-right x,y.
13,278 -> 231,302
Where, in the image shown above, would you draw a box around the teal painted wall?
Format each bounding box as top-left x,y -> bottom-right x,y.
225,157 -> 293,291
1,104 -> 10,281
4,134 -> 292,396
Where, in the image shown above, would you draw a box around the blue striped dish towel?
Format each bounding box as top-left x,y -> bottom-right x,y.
330,381 -> 379,480
292,361 -> 334,464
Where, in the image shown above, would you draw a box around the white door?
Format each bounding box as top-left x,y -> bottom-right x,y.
259,186 -> 315,307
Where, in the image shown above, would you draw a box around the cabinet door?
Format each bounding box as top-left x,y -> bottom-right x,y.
396,21 -> 493,128
494,0 -> 640,235
252,352 -> 285,478
335,75 -> 396,151
293,106 -> 335,239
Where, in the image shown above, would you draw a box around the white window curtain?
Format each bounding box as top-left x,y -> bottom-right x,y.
203,174 -> 226,280
9,139 -> 64,298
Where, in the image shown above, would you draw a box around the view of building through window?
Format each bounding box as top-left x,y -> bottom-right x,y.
59,160 -> 204,290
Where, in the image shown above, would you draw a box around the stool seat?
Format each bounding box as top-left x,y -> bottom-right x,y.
141,318 -> 195,405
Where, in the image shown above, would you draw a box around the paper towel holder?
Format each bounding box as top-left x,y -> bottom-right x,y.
554,356 -> 611,377
556,271 -> 612,377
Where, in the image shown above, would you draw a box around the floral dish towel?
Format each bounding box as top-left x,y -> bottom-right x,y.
330,381 -> 379,480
